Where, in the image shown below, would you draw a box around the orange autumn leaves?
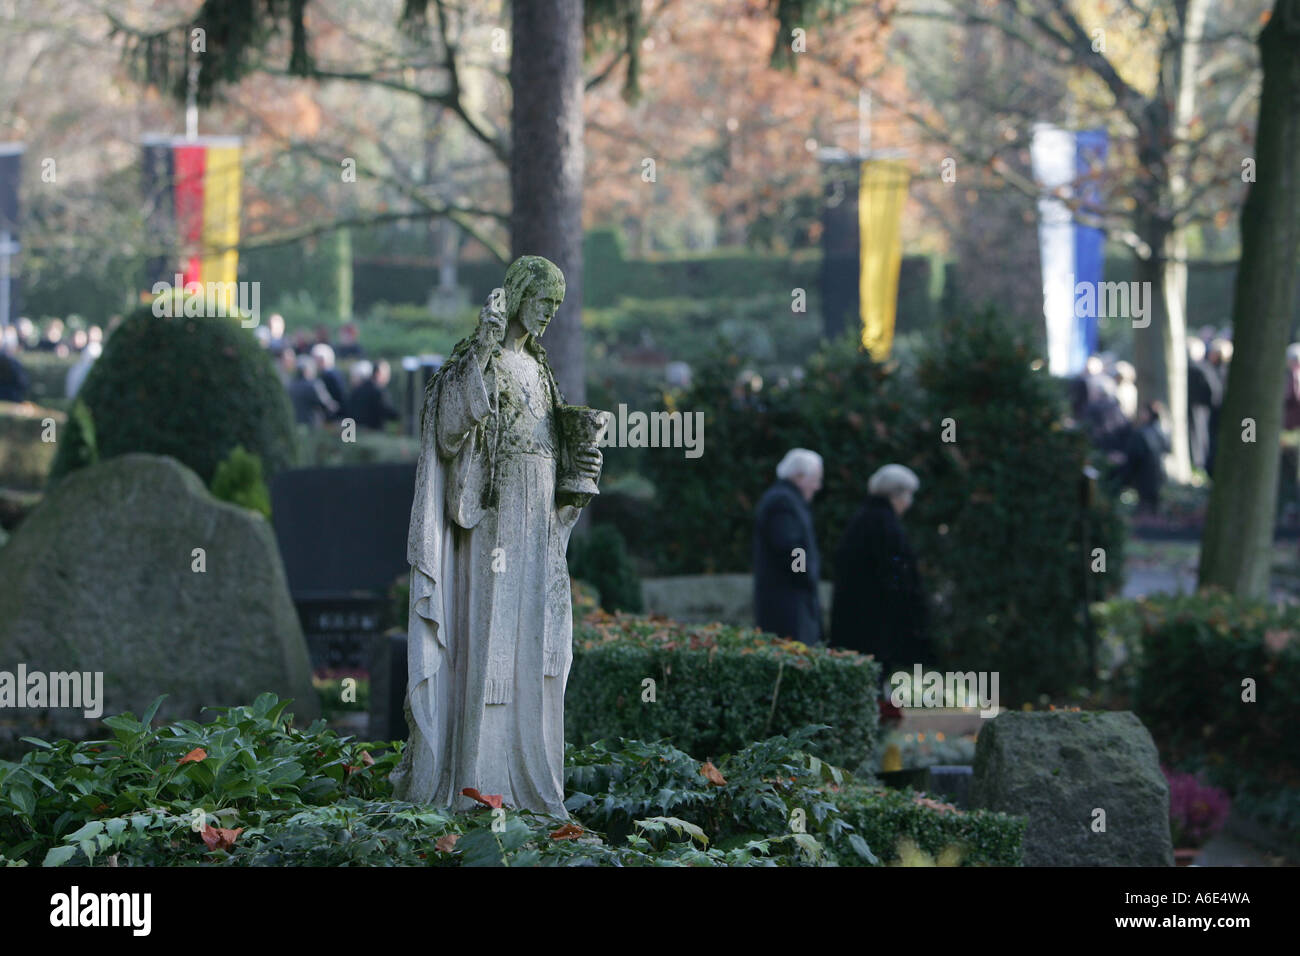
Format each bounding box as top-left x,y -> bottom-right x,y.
700,761 -> 727,787
201,825 -> 244,852
176,750 -> 246,852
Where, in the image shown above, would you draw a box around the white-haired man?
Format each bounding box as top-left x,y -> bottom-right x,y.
830,463 -> 931,680
753,448 -> 824,644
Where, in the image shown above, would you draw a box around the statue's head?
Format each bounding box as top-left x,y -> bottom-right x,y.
503,255 -> 565,338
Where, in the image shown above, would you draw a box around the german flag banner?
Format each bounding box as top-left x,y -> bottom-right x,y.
858,159 -> 910,360
140,135 -> 241,293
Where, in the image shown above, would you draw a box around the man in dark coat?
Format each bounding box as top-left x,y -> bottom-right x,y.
0,346 -> 28,402
1186,338 -> 1221,472
830,464 -> 930,682
753,448 -> 823,644
1114,401 -> 1170,513
345,359 -> 400,430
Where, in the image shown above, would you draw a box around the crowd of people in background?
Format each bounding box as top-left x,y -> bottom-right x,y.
1070,325 -> 1235,513
0,315 -> 117,402
258,314 -> 399,430
0,310 -> 400,435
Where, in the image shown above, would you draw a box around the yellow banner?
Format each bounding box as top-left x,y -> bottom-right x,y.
200,144 -> 241,293
858,160 -> 909,358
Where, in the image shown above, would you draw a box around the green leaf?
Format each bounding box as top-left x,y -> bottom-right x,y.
16,765 -> 58,793
18,737 -> 53,749
848,834 -> 878,865
141,695 -> 167,727
67,821 -> 104,842
9,785 -> 35,817
43,845 -> 78,867
79,839 -> 96,865
105,818 -> 128,841
635,816 -> 709,846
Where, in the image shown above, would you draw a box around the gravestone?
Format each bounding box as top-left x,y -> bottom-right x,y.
971,710 -> 1173,866
926,765 -> 974,809
269,462 -> 417,670
0,454 -> 318,744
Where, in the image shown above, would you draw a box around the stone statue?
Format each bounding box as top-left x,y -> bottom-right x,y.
393,256 -> 605,816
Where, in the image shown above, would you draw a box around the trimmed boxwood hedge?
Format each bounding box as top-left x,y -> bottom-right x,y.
834,784 -> 1025,867
49,303 -> 295,485
1097,591 -> 1300,791
566,611 -> 881,770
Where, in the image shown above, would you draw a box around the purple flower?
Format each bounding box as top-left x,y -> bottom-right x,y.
1163,766 -> 1231,848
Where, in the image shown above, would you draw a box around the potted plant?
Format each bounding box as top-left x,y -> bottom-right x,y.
1164,766 -> 1231,865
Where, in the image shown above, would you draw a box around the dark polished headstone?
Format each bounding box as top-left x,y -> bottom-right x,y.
270,463 -> 417,671
926,765 -> 974,809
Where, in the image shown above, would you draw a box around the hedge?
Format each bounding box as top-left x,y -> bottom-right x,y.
1096,591 -> 1300,792
833,783 -> 1025,867
566,611 -> 880,770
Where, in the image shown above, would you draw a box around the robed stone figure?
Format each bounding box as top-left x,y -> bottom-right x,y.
393,256 -> 602,816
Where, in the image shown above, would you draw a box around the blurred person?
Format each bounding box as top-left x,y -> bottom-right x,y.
65,341 -> 102,398
336,322 -> 364,359
267,313 -> 287,355
88,325 -> 103,346
1207,338 -> 1233,475
1113,361 -> 1139,421
1114,401 -> 1170,514
753,448 -> 824,645
830,464 -> 931,683
1282,344 -> 1300,514
1187,337 -> 1221,472
313,324 -> 331,346
71,328 -> 89,352
291,328 -> 312,354
0,331 -> 28,401
277,347 -> 297,388
310,343 -> 347,420
345,358 -> 400,430
17,317 -> 37,349
37,318 -> 66,354
1075,355 -> 1128,451
288,354 -> 338,426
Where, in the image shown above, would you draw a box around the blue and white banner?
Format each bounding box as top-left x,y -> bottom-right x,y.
1031,124 -> 1108,376
0,143 -> 21,329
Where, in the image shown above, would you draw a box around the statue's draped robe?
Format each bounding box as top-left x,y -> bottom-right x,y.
396,343 -> 578,815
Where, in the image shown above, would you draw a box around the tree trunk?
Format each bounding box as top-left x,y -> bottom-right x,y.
510,0 -> 586,403
1129,0 -> 1209,485
1198,0 -> 1300,597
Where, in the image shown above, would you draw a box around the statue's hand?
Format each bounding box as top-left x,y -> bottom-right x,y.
574,447 -> 602,481
474,295 -> 506,360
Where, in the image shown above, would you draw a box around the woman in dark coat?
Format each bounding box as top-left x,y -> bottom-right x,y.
830,464 -> 931,682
